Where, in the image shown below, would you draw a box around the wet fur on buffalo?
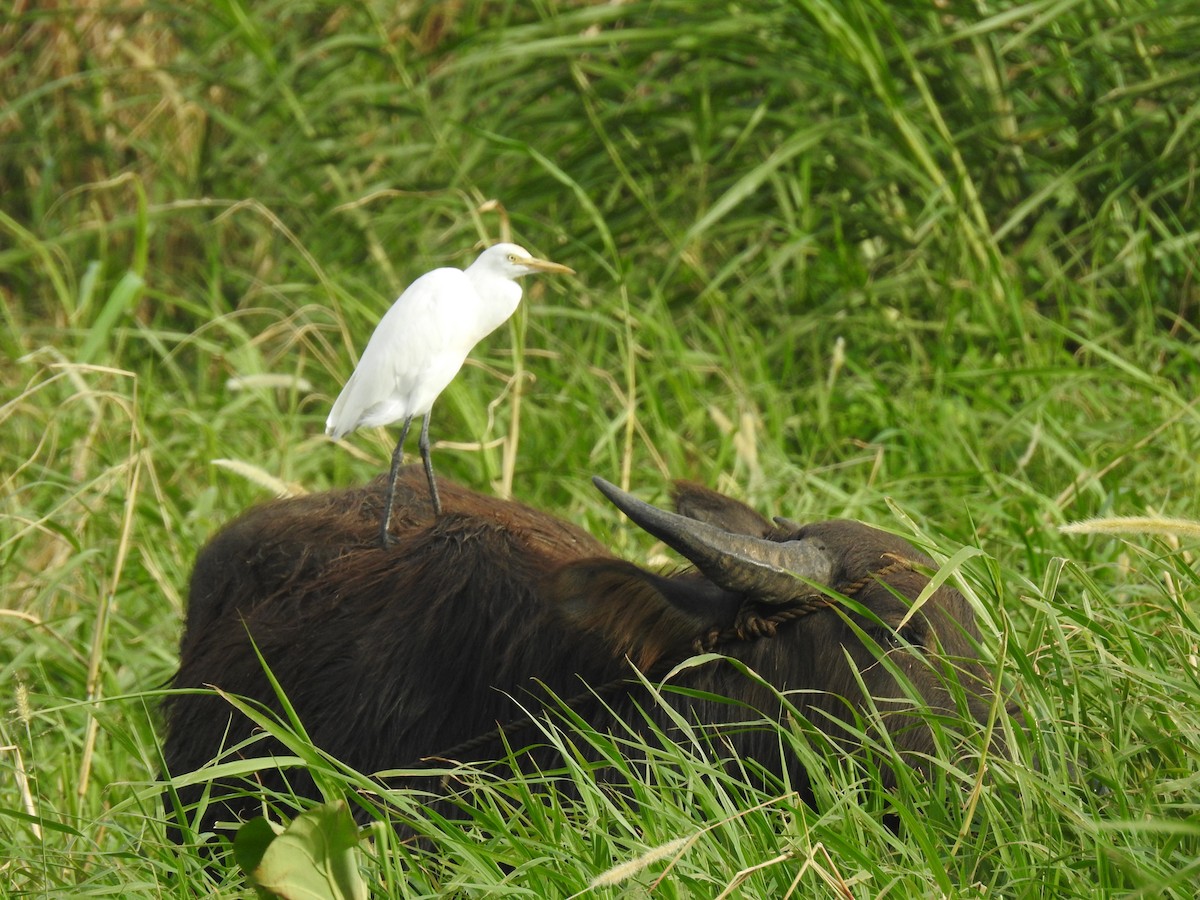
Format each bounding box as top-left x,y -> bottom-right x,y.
163,466 -> 1008,836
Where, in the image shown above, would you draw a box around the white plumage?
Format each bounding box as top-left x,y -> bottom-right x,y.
326,242 -> 574,545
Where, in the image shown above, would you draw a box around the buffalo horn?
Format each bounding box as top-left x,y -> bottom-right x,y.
592,476 -> 833,604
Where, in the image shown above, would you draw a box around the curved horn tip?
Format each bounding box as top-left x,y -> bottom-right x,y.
591,475 -> 623,506
591,475 -> 616,493
592,475 -> 648,510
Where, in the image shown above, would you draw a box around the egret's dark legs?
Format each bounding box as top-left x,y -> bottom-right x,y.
380,415 -> 414,548
418,413 -> 442,517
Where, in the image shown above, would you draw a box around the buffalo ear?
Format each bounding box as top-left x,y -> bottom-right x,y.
552,559 -> 740,671
671,481 -> 773,537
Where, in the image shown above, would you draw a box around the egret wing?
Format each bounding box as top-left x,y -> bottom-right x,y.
326,268 -> 478,437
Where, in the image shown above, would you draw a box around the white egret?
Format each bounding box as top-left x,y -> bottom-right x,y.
326,242 -> 575,546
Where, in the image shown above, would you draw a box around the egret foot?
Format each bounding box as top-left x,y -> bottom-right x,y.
378,416 -> 414,550
419,415 -> 442,517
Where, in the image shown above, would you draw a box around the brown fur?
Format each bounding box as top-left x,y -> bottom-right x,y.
163,467 -> 1008,838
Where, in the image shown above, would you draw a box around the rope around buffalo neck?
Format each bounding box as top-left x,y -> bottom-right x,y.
412,554 -> 920,769
691,555 -> 917,653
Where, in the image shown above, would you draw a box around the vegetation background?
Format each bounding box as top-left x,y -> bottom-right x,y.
2,0 -> 1199,895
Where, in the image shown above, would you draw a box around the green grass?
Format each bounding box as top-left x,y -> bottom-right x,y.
3,0 -> 1199,895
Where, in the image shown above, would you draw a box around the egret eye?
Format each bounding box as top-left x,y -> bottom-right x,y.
507,254 -> 518,263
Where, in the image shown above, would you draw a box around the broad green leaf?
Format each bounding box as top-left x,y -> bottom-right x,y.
234,816 -> 282,893
239,801 -> 366,900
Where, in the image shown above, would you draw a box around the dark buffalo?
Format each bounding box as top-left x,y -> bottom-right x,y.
163,466 -> 1010,836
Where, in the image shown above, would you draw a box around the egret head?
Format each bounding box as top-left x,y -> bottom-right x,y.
475,242 -> 575,279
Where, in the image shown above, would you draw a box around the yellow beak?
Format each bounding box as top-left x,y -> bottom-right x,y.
523,257 -> 576,276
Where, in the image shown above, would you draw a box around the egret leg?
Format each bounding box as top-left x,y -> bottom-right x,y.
418,413 -> 442,517
380,416 -> 414,548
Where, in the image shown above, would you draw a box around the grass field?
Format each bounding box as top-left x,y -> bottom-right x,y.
3,1 -> 1199,896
